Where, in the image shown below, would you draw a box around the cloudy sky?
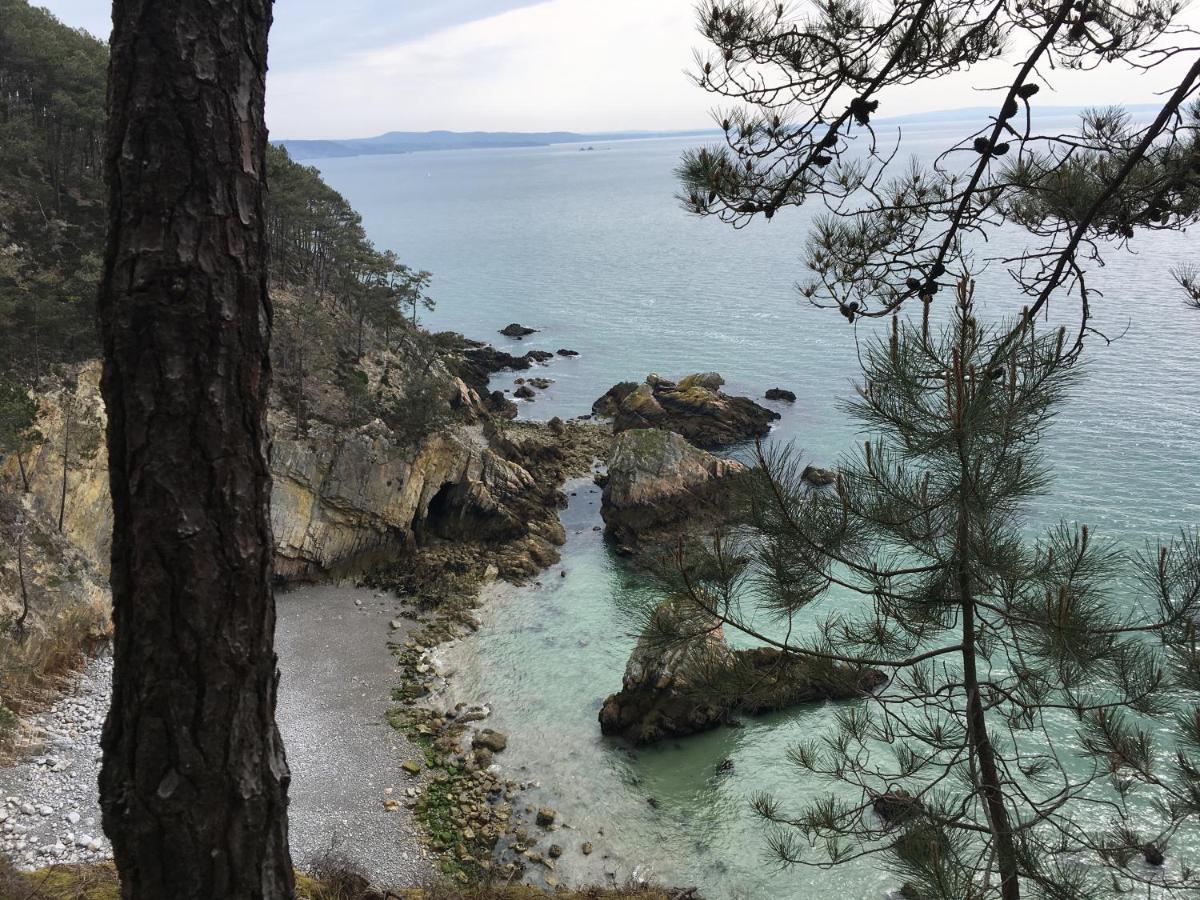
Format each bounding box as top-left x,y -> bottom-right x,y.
37,0 -> 1200,139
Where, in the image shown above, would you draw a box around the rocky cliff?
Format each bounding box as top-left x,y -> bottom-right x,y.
1,361 -> 585,600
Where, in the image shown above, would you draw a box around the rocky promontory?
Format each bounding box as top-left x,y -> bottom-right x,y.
600,428 -> 743,554
593,373 -> 779,449
599,599 -> 886,745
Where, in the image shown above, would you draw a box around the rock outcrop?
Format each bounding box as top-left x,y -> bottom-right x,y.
594,373 -> 779,449
599,599 -> 886,744
499,323 -> 537,338
599,601 -> 734,743
3,362 -> 582,587
271,423 -> 549,581
439,334 -> 561,420
765,387 -> 797,403
600,428 -> 744,553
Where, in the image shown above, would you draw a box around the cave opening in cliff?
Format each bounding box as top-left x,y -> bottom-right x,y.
423,482 -> 466,542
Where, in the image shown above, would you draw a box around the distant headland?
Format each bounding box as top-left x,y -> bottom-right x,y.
276,104 -> 1164,161
275,129 -> 721,160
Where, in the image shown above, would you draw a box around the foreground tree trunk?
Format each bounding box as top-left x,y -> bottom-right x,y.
97,3 -> 294,898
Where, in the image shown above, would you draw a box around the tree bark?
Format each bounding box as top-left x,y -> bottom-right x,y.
97,2 -> 294,899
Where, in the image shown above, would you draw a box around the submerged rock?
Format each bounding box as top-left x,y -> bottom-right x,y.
600,428 -> 744,553
600,599 -> 886,745
594,373 -> 779,449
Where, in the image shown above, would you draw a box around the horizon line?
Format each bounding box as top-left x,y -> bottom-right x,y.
276,102 -> 1164,144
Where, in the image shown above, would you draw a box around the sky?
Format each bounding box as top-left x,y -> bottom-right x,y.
36,0 -> 1200,140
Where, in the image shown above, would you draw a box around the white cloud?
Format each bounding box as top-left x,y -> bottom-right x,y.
259,0 -> 1200,138
267,0 -> 710,138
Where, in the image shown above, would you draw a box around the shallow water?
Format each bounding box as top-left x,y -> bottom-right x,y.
315,126 -> 1200,897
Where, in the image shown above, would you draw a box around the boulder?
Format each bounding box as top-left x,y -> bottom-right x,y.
801,465 -> 837,488
471,729 -> 508,753
765,387 -> 797,403
595,373 -> 779,449
500,323 -> 537,337
600,428 -> 744,552
556,348 -> 580,357
514,385 -> 536,400
600,598 -> 886,744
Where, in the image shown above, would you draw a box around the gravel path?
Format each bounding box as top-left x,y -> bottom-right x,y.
0,584 -> 434,887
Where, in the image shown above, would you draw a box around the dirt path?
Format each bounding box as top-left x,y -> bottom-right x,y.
1,584 -> 434,888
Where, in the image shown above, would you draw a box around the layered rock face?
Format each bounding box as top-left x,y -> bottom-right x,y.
600,599 -> 887,745
594,373 -> 779,449
270,424 -> 545,581
3,362 -> 568,588
600,428 -> 744,553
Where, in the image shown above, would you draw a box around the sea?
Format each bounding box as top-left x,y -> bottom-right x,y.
311,120 -> 1200,899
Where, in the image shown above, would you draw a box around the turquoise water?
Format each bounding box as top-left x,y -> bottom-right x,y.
314,128 -> 1200,897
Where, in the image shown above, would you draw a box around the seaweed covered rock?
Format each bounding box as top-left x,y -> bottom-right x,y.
594,373 -> 780,449
600,428 -> 744,553
600,599 -> 887,744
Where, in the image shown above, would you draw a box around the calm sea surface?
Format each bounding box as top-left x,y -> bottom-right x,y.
314,126 -> 1200,898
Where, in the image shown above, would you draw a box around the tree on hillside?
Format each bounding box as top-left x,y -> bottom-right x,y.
657,282 -> 1200,898
97,2 -> 294,898
0,0 -> 107,389
679,1 -> 1200,338
0,378 -> 38,492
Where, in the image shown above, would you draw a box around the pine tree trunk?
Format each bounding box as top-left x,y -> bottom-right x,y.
15,447 -> 30,493
58,394 -> 71,533
15,520 -> 30,640
958,515 -> 1020,899
96,2 -> 294,899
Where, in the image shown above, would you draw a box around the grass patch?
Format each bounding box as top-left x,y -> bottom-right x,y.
0,858 -> 120,900
0,604 -> 108,758
1,857 -> 693,900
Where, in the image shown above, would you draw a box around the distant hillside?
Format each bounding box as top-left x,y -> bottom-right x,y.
277,129 -> 720,160
281,105 -> 1170,160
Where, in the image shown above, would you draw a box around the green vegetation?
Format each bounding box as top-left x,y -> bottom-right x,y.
0,0 -> 444,456
658,282 -> 1200,897
0,856 -> 689,900
680,1 -> 1200,332
0,0 -> 106,396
